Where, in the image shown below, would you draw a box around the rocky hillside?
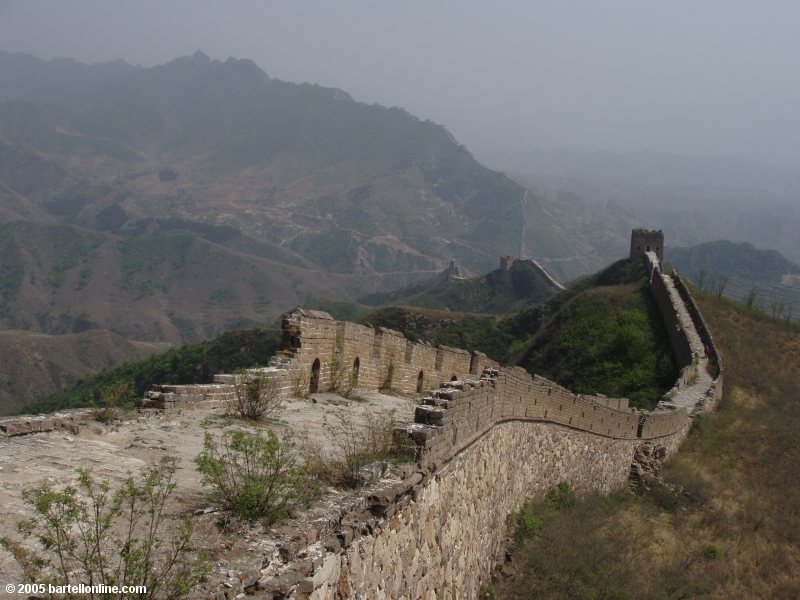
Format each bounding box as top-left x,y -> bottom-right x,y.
0,329 -> 166,415
0,51 -> 585,280
0,50 -> 600,348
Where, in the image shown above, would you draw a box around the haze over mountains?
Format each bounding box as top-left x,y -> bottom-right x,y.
1,48 -> 799,411
501,148 -> 800,266
0,51 -> 614,340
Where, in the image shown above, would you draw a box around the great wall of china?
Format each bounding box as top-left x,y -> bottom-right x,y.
0,231 -> 724,599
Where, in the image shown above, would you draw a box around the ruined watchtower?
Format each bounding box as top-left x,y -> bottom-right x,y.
630,229 -> 664,263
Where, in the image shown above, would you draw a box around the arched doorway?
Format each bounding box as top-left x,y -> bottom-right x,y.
381,364 -> 394,390
351,357 -> 360,388
310,358 -> 321,394
416,370 -> 424,393
451,375 -> 458,382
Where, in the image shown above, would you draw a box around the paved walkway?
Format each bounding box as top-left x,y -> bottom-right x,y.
658,272 -> 715,414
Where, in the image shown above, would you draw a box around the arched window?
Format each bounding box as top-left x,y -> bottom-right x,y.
310,358 -> 321,394
451,375 -> 458,382
352,357 -> 360,388
381,364 -> 394,390
416,370 -> 424,393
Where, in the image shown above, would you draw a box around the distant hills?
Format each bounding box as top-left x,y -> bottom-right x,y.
0,329 -> 167,415
0,50 -> 597,345
360,258 -> 561,314
0,49 -> 603,411
504,148 -> 800,267
668,240 -> 800,319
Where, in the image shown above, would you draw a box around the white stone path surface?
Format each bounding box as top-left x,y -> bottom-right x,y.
657,270 -> 716,414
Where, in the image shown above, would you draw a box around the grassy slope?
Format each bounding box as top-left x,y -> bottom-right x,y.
359,259 -> 677,408
494,296 -> 800,599
517,283 -> 677,408
513,259 -> 676,409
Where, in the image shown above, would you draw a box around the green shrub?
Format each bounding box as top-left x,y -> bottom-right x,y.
90,381 -> 134,423
195,429 -> 314,522
230,372 -> 284,420
513,482 -> 576,544
515,501 -> 544,541
1,458 -> 207,599
545,481 -> 577,512
703,544 -> 722,560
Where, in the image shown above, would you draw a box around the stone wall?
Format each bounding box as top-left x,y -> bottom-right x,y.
258,308 -> 499,400
239,247 -> 725,599
2,239 -> 726,599
405,366 -> 689,469
252,396 -> 690,600
646,252 -> 694,370
330,422 -> 661,599
0,409 -> 93,437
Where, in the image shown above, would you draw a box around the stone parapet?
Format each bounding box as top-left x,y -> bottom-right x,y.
400,366 -> 690,467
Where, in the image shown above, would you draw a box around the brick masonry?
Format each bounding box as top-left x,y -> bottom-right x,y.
1,232 -> 726,600
238,241 -> 724,599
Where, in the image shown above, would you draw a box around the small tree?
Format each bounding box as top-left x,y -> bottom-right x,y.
327,352 -> 351,396
323,409 -> 400,486
1,458 -> 207,599
769,297 -> 785,320
231,371 -> 283,420
695,268 -> 707,291
712,275 -> 729,299
744,288 -> 758,311
91,381 -> 133,423
195,429 -> 315,523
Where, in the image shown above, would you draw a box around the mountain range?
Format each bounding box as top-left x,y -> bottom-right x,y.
0,50 -> 607,345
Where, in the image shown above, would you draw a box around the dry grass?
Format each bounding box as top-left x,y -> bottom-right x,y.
495,295 -> 800,599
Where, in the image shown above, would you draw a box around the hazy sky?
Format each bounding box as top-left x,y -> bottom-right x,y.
2,0 -> 799,169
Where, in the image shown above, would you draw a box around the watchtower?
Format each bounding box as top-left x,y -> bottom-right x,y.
499,255 -> 518,271
629,229 -> 664,263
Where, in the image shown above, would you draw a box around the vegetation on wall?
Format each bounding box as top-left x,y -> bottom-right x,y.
517,283 -> 677,409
